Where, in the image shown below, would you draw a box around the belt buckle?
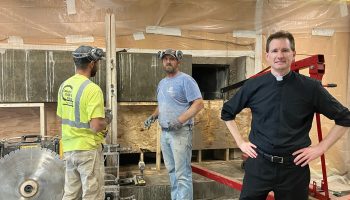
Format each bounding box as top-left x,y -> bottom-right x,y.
271,155 -> 283,164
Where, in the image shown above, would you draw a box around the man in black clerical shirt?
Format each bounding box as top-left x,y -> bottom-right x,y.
221,30 -> 350,200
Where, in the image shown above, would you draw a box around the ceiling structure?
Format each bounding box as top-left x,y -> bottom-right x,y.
0,0 -> 349,46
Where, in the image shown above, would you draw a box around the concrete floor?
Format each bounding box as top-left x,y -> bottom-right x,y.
117,159 -> 350,200
119,160 -> 243,200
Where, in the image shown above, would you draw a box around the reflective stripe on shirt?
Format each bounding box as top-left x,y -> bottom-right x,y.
61,79 -> 91,129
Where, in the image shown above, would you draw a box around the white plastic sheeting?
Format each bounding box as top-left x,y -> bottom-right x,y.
0,0 -> 348,45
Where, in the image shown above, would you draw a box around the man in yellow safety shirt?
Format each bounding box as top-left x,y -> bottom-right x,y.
57,45 -> 110,200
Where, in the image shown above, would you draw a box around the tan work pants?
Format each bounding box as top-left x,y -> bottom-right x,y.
62,145 -> 105,200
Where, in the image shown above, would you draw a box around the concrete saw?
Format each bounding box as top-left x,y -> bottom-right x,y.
0,147 -> 65,200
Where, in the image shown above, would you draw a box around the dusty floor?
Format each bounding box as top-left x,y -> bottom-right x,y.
117,159 -> 350,200
119,160 -> 243,200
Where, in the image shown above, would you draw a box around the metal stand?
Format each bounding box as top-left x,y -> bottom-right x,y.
103,144 -> 135,200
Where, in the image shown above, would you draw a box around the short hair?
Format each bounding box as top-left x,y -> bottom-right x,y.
73,57 -> 91,70
266,30 -> 295,52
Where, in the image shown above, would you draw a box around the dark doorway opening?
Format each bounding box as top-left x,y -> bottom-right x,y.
192,64 -> 229,100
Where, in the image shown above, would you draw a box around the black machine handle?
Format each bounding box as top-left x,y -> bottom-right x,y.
220,79 -> 247,93
221,67 -> 271,93
323,83 -> 337,88
21,135 -> 42,143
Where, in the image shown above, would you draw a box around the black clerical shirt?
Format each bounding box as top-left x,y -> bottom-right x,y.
221,71 -> 350,155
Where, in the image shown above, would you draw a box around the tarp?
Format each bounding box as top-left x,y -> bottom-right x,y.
0,0 -> 348,46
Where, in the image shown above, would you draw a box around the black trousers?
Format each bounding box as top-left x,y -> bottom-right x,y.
240,155 -> 310,200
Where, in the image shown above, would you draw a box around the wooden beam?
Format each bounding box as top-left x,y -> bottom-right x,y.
198,150 -> 202,163
225,148 -> 230,161
39,105 -> 47,137
156,123 -> 161,170
118,102 -> 158,106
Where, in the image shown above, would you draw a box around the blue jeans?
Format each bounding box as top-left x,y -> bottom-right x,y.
161,126 -> 193,200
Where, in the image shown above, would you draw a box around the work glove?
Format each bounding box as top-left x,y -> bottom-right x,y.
101,126 -> 109,138
104,108 -> 113,124
144,115 -> 157,129
167,119 -> 183,131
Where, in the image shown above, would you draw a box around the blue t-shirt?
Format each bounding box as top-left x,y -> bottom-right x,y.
157,72 -> 202,128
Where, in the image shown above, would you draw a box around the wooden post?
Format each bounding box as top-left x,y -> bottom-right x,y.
39,103 -> 46,137
197,150 -> 202,163
156,123 -> 161,170
225,148 -> 230,161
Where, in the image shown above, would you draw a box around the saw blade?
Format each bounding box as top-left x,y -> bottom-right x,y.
0,147 -> 65,200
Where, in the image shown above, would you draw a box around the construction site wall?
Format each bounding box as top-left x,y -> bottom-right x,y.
0,32 -> 349,177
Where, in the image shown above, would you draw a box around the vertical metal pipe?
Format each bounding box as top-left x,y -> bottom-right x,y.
110,13 -> 117,145
105,12 -> 117,144
105,13 -> 112,144
315,113 -> 330,199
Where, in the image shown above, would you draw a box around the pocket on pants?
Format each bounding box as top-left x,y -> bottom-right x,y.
77,150 -> 97,176
78,150 -> 100,194
175,130 -> 192,150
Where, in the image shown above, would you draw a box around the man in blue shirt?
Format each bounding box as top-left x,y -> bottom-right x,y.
144,49 -> 204,200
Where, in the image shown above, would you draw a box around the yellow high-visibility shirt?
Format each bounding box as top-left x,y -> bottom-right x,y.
57,74 -> 105,152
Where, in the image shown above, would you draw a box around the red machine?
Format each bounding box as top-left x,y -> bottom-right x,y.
192,55 -> 350,200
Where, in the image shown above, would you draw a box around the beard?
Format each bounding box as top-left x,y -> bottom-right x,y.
164,64 -> 176,74
90,65 -> 97,77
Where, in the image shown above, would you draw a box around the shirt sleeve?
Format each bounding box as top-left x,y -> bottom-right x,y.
313,81 -> 350,127
86,84 -> 105,120
184,76 -> 202,102
221,82 -> 250,121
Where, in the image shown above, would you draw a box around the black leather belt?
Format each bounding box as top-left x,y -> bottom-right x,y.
256,148 -> 294,164
161,124 -> 193,132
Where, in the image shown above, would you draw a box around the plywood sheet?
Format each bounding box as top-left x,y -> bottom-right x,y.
0,102 -> 252,152
193,100 -> 250,149
0,103 -> 60,139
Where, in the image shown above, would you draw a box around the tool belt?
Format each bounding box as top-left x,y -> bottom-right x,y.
256,148 -> 295,164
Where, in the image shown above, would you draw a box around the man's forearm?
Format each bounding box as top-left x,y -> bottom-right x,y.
224,120 -> 245,146
178,98 -> 204,123
318,124 -> 349,152
293,124 -> 349,166
225,119 -> 257,158
152,107 -> 159,118
90,118 -> 107,133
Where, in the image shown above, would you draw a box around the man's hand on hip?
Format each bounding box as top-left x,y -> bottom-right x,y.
293,145 -> 325,167
238,142 -> 257,158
